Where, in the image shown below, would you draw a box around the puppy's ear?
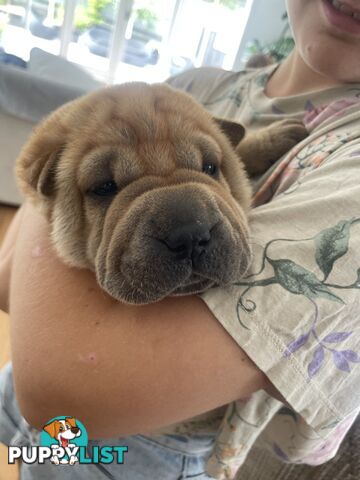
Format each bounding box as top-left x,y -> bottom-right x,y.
213,117 -> 246,148
34,149 -> 63,197
16,119 -> 67,202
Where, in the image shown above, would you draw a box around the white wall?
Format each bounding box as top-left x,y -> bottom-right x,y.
233,0 -> 287,69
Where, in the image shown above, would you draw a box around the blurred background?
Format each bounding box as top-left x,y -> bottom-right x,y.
0,0 -> 294,206
0,0 -> 293,84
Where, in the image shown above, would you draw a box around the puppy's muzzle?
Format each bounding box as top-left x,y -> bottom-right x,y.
96,182 -> 250,304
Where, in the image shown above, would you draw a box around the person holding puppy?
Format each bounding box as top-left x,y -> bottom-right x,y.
0,0 -> 360,479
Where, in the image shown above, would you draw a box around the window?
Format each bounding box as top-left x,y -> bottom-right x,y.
0,0 -> 252,83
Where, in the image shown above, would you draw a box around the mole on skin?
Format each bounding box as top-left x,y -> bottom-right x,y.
78,352 -> 97,364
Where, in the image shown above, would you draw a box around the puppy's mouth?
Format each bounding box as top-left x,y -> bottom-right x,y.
170,274 -> 216,296
118,269 -> 216,303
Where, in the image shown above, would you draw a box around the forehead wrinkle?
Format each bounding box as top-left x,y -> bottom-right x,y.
76,150 -> 113,188
175,141 -> 200,170
114,148 -> 143,180
105,107 -> 138,145
136,112 -> 158,139
117,125 -> 137,144
137,140 -> 177,176
76,148 -> 140,190
195,135 -> 222,162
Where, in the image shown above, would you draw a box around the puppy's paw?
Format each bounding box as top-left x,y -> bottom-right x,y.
266,119 -> 308,154
237,118 -> 309,176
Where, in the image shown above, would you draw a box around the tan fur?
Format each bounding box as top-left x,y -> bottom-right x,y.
16,82 -> 307,304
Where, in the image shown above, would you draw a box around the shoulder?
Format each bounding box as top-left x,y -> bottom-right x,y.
165,64 -> 281,121
165,66 -> 262,103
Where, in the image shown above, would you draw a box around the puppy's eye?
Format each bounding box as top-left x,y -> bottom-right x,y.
202,162 -> 218,177
91,181 -> 118,197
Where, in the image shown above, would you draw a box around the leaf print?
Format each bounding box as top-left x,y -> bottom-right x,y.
355,268 -> 360,287
185,80 -> 194,93
277,407 -> 298,423
229,91 -> 243,108
273,443 -> 289,461
308,346 -> 325,378
321,420 -> 340,430
255,73 -> 268,88
323,332 -> 352,343
272,105 -> 284,115
341,350 -> 360,363
268,258 -> 343,303
332,351 -> 351,373
305,100 -> 316,112
284,333 -> 310,357
308,284 -> 344,303
203,90 -> 243,108
234,219 -> 360,384
314,219 -> 352,280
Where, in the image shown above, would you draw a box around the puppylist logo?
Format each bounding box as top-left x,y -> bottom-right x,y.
8,416 -> 128,466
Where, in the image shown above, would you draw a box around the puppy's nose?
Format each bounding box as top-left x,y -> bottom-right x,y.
71,427 -> 79,434
163,224 -> 211,261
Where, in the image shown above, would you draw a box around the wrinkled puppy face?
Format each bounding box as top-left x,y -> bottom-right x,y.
16,83 -> 252,304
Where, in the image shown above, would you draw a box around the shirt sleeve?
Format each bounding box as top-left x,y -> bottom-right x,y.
165,66 -> 253,107
199,122 -> 360,434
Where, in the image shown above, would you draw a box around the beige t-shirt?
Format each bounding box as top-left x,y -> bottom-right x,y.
149,65 -> 360,480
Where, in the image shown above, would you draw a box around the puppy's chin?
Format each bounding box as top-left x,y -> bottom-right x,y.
97,275 -> 214,305
170,277 -> 216,297
96,247 -> 251,305
97,279 -> 215,305
95,263 -> 202,305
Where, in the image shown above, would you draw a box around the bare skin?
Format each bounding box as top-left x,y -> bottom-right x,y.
265,49 -> 343,97
266,0 -> 360,97
0,207 -> 24,313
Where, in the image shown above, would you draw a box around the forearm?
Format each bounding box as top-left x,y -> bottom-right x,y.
0,251 -> 12,313
13,295 -> 263,439
0,206 -> 23,313
10,203 -> 267,439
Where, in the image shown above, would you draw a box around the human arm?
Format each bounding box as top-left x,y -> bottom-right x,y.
0,207 -> 24,313
9,202 -> 269,439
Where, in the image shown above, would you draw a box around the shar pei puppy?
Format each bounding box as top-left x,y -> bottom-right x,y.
16,82 -> 307,304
